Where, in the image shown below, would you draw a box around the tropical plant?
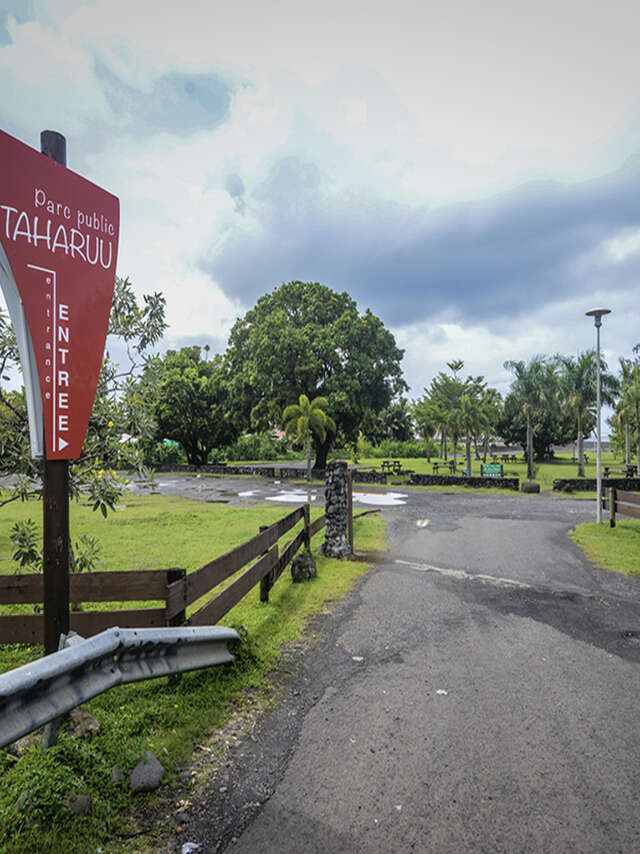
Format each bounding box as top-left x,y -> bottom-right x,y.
558,351 -> 618,476
283,394 -> 336,479
503,356 -> 556,479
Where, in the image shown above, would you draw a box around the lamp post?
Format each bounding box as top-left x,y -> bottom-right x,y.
586,307 -> 611,523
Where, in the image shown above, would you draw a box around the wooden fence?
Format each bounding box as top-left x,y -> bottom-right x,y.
0,505 -> 326,645
603,488 -> 640,527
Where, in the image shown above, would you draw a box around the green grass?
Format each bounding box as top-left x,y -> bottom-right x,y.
569,518 -> 640,576
0,493 -> 385,853
352,451 -> 626,495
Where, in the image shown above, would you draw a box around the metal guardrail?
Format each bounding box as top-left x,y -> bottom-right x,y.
0,625 -> 238,749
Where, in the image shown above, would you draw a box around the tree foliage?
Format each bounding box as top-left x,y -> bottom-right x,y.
152,347 -> 237,466
224,281 -> 406,467
0,277 -> 166,509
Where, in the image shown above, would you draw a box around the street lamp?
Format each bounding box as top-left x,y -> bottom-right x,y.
586,307 -> 611,523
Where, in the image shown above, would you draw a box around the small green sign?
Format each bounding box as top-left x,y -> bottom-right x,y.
482,464 -> 503,478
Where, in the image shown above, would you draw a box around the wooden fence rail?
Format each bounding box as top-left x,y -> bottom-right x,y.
0,506 -> 327,645
0,568 -> 186,645
603,488 -> 640,527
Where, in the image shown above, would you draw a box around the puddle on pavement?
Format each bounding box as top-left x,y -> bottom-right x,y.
353,491 -> 408,506
265,490 -> 318,503
238,490 -> 259,498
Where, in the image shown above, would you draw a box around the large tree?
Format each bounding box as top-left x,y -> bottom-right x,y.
153,347 -> 237,466
224,281 -> 406,468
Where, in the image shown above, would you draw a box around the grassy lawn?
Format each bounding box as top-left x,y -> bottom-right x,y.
569,518 -> 640,576
0,492 -> 385,853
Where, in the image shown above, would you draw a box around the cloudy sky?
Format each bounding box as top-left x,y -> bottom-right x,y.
1,0 -> 639,410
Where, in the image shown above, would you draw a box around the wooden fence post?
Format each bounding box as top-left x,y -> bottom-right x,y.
259,525 -> 271,602
303,503 -> 311,552
347,470 -> 353,552
609,487 -> 616,528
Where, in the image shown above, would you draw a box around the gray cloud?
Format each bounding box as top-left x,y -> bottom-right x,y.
95,63 -> 233,136
225,173 -> 246,214
202,155 -> 640,329
0,1 -> 34,44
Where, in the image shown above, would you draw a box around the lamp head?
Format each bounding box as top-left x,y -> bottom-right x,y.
586,307 -> 611,328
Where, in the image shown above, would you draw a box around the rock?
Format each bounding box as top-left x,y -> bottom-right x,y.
291,551 -> 317,582
129,751 -> 165,792
111,765 -> 123,785
522,481 -> 540,493
69,708 -> 101,738
63,794 -> 92,815
6,732 -> 40,756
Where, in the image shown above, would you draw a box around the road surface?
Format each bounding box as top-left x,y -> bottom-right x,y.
154,477 -> 640,853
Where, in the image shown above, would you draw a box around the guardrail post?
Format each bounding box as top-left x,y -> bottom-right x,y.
609,487 -> 616,528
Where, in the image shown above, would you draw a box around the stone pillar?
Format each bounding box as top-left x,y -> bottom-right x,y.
322,460 -> 352,558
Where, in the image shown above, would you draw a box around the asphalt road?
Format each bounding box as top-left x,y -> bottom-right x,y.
159,477 -> 640,853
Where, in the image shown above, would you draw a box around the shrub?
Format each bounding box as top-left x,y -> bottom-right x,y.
222,433 -> 293,462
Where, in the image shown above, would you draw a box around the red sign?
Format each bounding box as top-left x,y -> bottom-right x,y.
0,129 -> 119,459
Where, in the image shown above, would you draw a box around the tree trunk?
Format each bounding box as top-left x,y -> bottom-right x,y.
313,435 -> 331,471
441,428 -> 447,460
426,437 -> 431,463
465,435 -> 472,477
637,423 -> 640,472
306,433 -> 312,480
483,434 -> 489,463
526,418 -> 534,480
577,414 -> 584,477
626,423 -> 631,466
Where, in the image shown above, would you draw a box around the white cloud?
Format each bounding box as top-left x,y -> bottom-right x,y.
1,0 -> 639,397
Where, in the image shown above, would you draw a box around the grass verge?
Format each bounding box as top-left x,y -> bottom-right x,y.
569,518 -> 640,576
0,493 -> 385,853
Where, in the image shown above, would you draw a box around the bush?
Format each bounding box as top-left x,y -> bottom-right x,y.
222,433 -> 294,462
360,439 -> 438,459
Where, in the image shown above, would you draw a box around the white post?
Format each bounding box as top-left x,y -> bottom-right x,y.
595,318 -> 602,524
586,307 -> 610,524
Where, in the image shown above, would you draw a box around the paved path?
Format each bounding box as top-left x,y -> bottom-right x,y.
163,479 -> 640,853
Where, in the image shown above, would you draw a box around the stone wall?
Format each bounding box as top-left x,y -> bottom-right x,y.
553,477 -> 640,493
410,473 -> 519,490
322,460 -> 352,558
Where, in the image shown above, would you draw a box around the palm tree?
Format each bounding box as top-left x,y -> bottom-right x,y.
559,351 -> 618,477
503,356 -> 554,480
617,358 -> 636,466
410,397 -> 438,462
459,392 -> 485,476
283,394 -> 335,480
620,365 -> 640,470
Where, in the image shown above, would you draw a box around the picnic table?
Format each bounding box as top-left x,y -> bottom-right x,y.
381,459 -> 402,475
602,464 -> 637,478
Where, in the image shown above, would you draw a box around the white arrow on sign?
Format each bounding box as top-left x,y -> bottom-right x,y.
58,437 -> 68,451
